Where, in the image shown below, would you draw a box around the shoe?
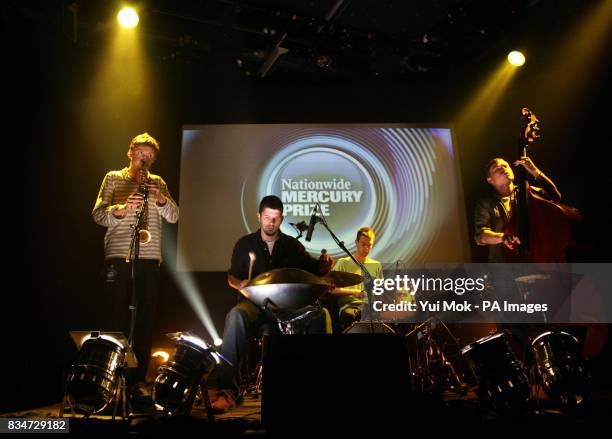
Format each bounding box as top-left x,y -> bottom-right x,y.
211,391 -> 236,413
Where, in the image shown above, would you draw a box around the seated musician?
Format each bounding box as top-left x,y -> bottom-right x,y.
212,195 -> 334,413
331,227 -> 384,329
474,157 -> 561,262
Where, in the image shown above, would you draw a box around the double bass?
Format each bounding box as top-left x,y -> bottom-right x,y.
504,108 -> 607,357
505,108 -> 581,263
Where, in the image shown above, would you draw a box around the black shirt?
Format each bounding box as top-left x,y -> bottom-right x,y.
228,230 -> 322,280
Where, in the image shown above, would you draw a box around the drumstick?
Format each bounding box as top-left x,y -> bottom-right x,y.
247,252 -> 256,281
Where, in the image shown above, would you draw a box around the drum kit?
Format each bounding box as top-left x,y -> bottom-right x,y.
241,267 -> 592,413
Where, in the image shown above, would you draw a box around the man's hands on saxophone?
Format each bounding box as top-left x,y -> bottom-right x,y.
111,179 -> 167,219
112,193 -> 145,218
146,180 -> 167,206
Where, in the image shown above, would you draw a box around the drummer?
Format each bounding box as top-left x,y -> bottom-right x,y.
331,227 -> 384,329
212,195 -> 334,413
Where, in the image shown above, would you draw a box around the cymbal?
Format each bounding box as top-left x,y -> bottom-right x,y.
322,270 -> 363,288
514,274 -> 551,284
242,268 -> 330,312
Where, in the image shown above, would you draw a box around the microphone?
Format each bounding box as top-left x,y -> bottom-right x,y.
305,204 -> 319,242
289,221 -> 309,232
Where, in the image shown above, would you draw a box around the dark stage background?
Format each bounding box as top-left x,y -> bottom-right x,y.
6,0 -> 612,413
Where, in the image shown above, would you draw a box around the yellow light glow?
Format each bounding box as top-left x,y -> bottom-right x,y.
117,7 -> 139,29
507,51 -> 526,67
152,351 -> 170,362
455,61 -> 517,132
81,333 -> 124,349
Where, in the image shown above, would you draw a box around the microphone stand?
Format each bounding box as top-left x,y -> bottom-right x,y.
124,163 -> 150,351
289,221 -> 309,239
311,203 -> 376,332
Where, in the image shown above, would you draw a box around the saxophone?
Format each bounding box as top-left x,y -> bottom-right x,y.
137,161 -> 152,245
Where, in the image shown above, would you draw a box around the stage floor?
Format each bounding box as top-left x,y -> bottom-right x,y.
4,388 -> 612,434
2,395 -> 264,435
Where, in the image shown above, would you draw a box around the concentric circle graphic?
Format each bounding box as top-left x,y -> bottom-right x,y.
240,127 -> 456,264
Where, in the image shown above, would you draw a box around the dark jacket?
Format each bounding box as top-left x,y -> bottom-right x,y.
474,173 -> 561,262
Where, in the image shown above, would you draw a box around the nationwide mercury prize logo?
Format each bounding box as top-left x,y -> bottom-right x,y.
279,176 -> 363,218
252,136 -> 379,257
239,129 -> 451,263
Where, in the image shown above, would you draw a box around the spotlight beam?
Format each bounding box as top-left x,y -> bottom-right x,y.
162,230 -> 222,344
455,60 -> 518,136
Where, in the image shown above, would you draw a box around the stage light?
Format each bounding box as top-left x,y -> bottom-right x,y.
507,51 -> 526,66
462,332 -> 529,412
214,338 -> 223,346
531,330 -> 591,407
64,331 -> 134,416
152,350 -> 170,363
117,7 -> 139,29
152,333 -> 220,416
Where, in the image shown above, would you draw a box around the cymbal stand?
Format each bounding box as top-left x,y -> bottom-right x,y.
405,316 -> 468,394
313,203 -> 375,331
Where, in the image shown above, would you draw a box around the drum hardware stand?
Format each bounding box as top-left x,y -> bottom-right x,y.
310,203 -> 376,332
242,299 -> 316,405
514,274 -> 551,323
262,297 -> 323,334
243,336 -> 265,399
405,316 -> 469,394
244,300 -> 325,403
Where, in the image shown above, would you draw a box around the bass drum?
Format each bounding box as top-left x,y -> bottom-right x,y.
343,321 -> 395,334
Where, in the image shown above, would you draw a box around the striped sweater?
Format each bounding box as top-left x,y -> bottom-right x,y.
92,168 -> 179,261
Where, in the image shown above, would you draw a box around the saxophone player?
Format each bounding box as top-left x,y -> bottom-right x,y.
92,132 -> 179,404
